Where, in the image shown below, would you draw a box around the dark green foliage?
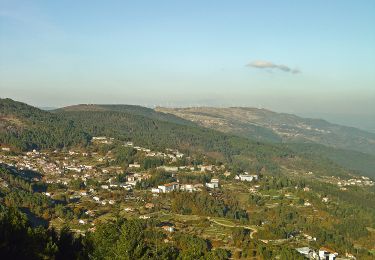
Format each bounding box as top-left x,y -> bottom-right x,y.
0,98 -> 91,150
137,170 -> 176,189
170,191 -> 248,221
0,205 -> 87,259
87,218 -> 228,260
113,146 -> 137,166
143,157 -> 164,170
287,143 -> 375,178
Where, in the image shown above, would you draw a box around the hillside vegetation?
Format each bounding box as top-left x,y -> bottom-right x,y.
0,98 -> 360,178
156,107 -> 375,155
0,98 -> 90,150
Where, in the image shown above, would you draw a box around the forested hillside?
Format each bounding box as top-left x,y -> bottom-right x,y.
0,98 -> 90,150
57,104 -> 195,126
286,143 -> 375,178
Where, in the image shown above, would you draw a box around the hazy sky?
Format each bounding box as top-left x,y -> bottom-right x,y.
1,1 -> 374,118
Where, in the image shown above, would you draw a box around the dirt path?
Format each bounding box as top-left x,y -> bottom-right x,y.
207,217 -> 258,238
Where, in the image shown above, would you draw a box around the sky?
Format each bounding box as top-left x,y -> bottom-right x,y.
0,1 -> 374,129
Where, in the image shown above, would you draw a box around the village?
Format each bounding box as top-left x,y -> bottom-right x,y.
0,137 -> 372,259
0,137 -> 259,229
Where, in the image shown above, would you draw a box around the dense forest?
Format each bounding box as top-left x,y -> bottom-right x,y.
0,98 -> 90,150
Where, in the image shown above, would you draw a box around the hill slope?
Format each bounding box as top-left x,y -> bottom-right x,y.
0,98 -> 90,150
156,107 -> 375,155
57,104 -> 195,126
56,104 -> 364,178
1,98 -> 369,178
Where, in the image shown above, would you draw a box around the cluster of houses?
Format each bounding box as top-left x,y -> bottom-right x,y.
337,176 -> 374,187
151,178 -> 222,194
296,246 -> 356,260
125,142 -> 184,163
321,175 -> 374,189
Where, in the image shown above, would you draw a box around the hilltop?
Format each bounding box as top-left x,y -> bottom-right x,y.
156,107 -> 375,156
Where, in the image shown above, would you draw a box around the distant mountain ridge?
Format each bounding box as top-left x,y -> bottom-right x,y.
56,104 -> 196,126
156,107 -> 375,156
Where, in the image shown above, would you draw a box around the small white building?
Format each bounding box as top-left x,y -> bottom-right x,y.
124,142 -> 133,147
206,179 -> 219,189
158,182 -> 179,193
295,247 -> 318,259
180,184 -> 196,192
199,165 -> 213,172
235,174 -> 259,182
78,219 -> 86,225
128,163 -> 141,168
151,188 -> 162,193
319,247 -> 338,260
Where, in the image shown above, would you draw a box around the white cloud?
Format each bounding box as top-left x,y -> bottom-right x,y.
247,60 -> 300,74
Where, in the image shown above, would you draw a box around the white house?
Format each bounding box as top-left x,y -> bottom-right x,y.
151,188 -> 162,193
319,247 -> 338,260
295,247 -> 318,259
199,165 -> 213,172
128,163 -> 141,168
158,182 -> 179,193
236,174 -> 259,182
206,178 -> 219,189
